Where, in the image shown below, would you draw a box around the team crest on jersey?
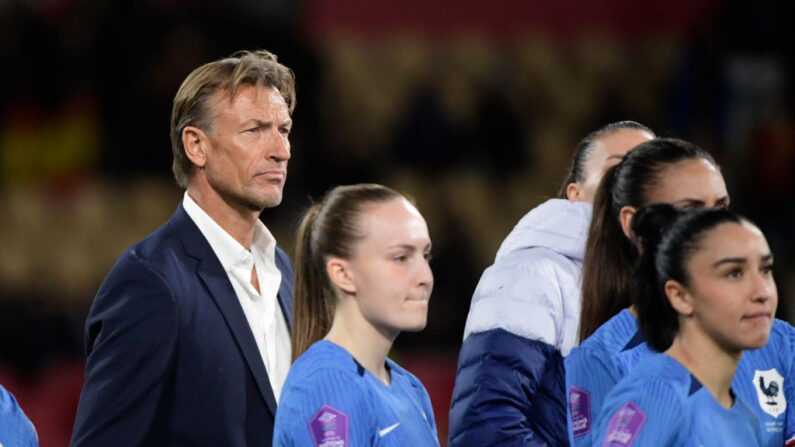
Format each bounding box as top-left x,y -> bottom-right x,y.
309,404 -> 349,447
753,368 -> 786,418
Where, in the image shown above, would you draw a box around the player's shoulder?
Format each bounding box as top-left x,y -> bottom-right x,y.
289,341 -> 366,382
610,354 -> 691,402
598,356 -> 690,443
387,358 -> 430,397
770,318 -> 795,346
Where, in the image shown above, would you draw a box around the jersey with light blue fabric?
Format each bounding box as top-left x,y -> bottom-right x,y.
565,309 -> 652,447
450,199 -> 591,446
273,340 -> 439,447
567,315 -> 795,447
787,324 -> 795,447
0,384 -> 38,447
733,320 -> 794,445
593,353 -> 762,447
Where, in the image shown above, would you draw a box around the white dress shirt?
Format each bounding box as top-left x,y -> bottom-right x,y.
182,192 -> 292,402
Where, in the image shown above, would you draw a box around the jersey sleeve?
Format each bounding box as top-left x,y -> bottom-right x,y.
273,369 -> 376,447
784,322 -> 795,446
565,347 -> 620,447
591,379 -> 684,447
0,385 -> 38,447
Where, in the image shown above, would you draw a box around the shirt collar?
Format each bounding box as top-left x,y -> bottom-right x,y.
182,192 -> 277,275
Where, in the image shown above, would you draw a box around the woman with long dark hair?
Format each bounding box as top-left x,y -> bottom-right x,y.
566,139 -> 794,446
578,138 -> 728,342
592,204 -> 773,446
273,184 -> 439,446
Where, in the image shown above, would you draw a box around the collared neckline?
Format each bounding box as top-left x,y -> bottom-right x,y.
181,192 -> 277,278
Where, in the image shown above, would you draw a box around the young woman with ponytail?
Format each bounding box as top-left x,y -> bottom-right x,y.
273,183 -> 439,446
592,204 -> 774,446
566,139 -> 795,446
577,138 -> 729,342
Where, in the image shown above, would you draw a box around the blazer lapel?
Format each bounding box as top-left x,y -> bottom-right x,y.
172,205 -> 279,416
274,247 -> 294,331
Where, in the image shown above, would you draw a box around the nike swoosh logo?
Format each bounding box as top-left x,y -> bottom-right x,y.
379,422 -> 400,437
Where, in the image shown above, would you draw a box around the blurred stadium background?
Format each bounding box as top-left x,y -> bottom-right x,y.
0,0 -> 793,444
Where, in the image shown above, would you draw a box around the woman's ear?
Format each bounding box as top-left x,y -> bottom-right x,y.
182,126 -> 208,168
619,205 -> 638,239
327,258 -> 356,295
665,279 -> 694,316
566,182 -> 582,202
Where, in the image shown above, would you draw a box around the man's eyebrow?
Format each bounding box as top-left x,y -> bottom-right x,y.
243,119 -> 272,127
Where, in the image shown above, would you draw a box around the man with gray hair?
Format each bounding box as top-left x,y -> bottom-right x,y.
72,50 -> 297,447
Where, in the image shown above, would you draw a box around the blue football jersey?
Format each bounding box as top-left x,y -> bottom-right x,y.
568,313 -> 794,447
593,353 -> 762,447
0,385 -> 38,447
733,320 -> 795,445
787,322 -> 795,447
273,340 -> 439,447
565,309 -> 652,447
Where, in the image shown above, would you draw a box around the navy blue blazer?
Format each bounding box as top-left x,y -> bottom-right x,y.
71,203 -> 294,447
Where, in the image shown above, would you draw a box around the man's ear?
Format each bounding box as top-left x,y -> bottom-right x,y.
665,279 -> 694,316
619,205 -> 637,239
182,126 -> 208,168
566,182 -> 581,202
327,258 -> 356,295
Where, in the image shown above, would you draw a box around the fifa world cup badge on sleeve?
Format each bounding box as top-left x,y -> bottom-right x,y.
309,404 -> 349,447
754,369 -> 787,418
603,401 -> 647,447
569,385 -> 592,437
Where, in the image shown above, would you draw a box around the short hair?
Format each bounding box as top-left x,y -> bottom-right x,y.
170,49 -> 296,188
557,121 -> 655,198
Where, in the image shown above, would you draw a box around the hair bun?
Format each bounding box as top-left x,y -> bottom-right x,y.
631,203 -> 682,251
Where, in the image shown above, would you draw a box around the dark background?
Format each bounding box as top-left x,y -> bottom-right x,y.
1,0 -> 793,444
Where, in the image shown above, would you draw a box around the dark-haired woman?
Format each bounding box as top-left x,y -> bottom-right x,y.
565,139 -> 794,446
591,204 -> 772,446
272,184 -> 439,446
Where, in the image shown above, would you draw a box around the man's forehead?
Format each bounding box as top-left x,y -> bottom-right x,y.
213,84 -> 285,106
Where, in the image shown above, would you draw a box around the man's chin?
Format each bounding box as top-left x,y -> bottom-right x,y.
224,187 -> 284,213
252,193 -> 283,211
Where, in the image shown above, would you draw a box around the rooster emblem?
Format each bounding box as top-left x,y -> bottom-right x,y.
758,376 -> 780,405
753,369 -> 786,418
